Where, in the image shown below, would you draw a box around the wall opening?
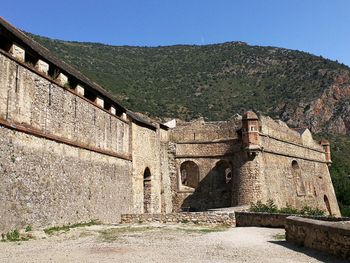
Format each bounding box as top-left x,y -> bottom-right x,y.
84,88 -> 97,102
24,51 -> 38,67
143,167 -> 152,213
180,161 -> 199,188
0,35 -> 12,52
292,160 -> 306,196
212,161 -> 232,190
48,64 -> 60,79
324,195 -> 332,215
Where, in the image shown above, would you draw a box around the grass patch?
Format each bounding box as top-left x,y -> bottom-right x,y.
1,229 -> 33,242
44,219 -> 99,235
272,233 -> 286,241
99,226 -> 154,242
174,225 -> 231,234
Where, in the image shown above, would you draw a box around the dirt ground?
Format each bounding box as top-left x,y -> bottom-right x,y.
0,224 -> 347,263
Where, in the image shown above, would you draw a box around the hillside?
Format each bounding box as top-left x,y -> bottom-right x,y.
28,33 -> 350,216
29,34 -> 350,135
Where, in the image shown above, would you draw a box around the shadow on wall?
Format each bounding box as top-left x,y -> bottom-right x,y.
181,160 -> 233,211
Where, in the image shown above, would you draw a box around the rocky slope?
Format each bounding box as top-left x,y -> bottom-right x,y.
278,70 -> 350,134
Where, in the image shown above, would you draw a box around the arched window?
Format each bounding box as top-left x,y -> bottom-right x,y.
143,167 -> 151,213
180,161 -> 199,188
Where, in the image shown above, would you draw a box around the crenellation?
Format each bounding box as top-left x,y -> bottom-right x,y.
56,72 -> 68,86
75,84 -> 85,96
95,96 -> 104,108
35,59 -> 49,75
9,43 -> 25,62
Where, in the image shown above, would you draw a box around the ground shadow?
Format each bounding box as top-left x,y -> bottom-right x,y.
181,160 -> 233,211
269,240 -> 348,263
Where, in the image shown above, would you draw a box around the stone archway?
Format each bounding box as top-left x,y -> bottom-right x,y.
180,161 -> 199,189
143,167 -> 151,213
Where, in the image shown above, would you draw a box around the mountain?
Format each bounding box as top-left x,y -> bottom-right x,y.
27,33 -> 350,216
28,34 -> 350,135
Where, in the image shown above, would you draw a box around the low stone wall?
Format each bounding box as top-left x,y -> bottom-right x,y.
235,212 -> 350,228
286,216 -> 350,259
235,212 -> 288,228
121,212 -> 236,226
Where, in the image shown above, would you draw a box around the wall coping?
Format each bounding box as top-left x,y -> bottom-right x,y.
286,216 -> 350,234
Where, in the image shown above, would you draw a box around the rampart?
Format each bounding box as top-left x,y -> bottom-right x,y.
0,17 -> 170,232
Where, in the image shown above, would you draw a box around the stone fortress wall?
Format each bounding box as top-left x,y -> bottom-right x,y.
0,17 -> 342,232
171,113 -> 340,216
0,18 -> 171,232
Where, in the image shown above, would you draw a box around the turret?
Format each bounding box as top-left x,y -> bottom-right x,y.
320,139 -> 332,166
242,111 -> 261,156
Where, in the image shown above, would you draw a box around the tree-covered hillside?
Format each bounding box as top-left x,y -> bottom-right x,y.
29,34 -> 350,122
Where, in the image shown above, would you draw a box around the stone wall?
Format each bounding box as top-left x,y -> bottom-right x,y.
0,126 -> 133,232
131,123 -> 164,214
0,51 -> 136,232
0,53 -> 130,158
236,212 -> 350,228
286,216 -> 350,259
121,212 -> 236,226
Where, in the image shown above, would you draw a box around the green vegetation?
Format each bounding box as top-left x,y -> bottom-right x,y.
44,219 -> 99,235
98,226 -> 154,242
28,33 -> 350,217
272,233 -> 286,241
322,134 -> 350,217
25,225 -> 32,232
29,34 -> 349,121
1,229 -> 33,242
250,200 -> 326,216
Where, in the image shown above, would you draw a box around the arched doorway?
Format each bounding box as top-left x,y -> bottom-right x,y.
210,160 -> 232,208
143,167 -> 151,213
180,161 -> 199,188
324,195 -> 332,215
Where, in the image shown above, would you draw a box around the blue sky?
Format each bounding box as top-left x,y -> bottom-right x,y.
2,0 -> 350,66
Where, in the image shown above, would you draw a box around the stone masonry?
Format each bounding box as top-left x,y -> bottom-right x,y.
0,17 -> 342,232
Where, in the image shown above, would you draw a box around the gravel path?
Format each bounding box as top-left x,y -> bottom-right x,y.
0,224 -> 346,263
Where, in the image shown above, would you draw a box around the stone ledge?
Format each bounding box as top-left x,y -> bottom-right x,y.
235,212 -> 350,228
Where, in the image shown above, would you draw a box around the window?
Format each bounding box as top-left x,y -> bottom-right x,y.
180,161 -> 199,188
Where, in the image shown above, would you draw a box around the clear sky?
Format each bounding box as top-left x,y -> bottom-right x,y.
2,0 -> 350,66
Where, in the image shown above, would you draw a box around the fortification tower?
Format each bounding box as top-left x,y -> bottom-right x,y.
242,111 -> 261,156
320,139 -> 332,166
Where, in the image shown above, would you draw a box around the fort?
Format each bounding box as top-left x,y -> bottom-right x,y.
0,17 -> 341,233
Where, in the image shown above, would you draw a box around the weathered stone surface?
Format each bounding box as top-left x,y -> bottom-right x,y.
35,59 -> 49,74
121,212 -> 236,226
286,216 -> 350,259
0,125 -> 133,232
9,43 -> 25,62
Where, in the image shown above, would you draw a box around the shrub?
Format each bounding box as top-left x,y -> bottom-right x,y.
249,200 -> 326,216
